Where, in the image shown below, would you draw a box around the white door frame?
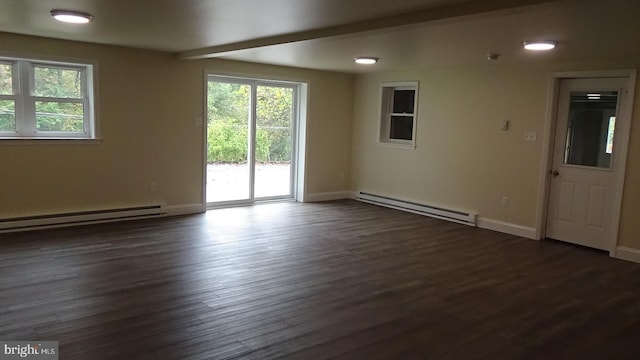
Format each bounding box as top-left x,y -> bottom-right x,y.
535,69 -> 637,257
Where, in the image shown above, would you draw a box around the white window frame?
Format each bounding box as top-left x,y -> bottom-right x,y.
0,57 -> 95,139
378,81 -> 419,148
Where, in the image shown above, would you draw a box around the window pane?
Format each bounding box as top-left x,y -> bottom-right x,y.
392,90 -> 415,114
0,99 -> 16,131
390,116 -> 413,140
0,63 -> 12,95
33,66 -> 82,98
35,101 -> 84,132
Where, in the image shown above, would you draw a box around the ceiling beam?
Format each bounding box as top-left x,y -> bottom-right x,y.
177,0 -> 559,60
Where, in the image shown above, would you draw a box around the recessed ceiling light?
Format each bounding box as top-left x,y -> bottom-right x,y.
523,41 -> 557,51
51,10 -> 93,24
354,57 -> 379,65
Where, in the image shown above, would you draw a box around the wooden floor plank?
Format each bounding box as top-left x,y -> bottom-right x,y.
1,200 -> 639,359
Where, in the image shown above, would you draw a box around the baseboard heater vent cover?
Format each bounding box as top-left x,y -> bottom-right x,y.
0,204 -> 167,233
355,192 -> 477,226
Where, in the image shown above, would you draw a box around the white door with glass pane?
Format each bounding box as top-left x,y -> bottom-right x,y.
206,76 -> 296,205
546,77 -> 629,250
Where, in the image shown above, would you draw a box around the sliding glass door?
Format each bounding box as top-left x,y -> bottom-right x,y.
206,76 -> 296,206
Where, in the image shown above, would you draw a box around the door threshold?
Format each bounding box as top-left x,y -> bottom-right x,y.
206,198 -> 296,210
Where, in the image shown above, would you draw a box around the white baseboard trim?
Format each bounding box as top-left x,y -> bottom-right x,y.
166,203 -> 205,216
304,191 -> 352,202
477,217 -> 537,239
614,246 -> 640,263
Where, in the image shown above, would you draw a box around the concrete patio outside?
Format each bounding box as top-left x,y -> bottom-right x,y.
206,163 -> 292,203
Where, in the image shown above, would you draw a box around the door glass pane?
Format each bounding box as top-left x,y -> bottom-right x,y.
564,91 -> 618,168
255,85 -> 293,198
207,81 -> 251,203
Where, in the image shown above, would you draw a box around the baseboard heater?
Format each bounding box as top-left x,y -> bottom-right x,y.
0,204 -> 167,233
355,192 -> 477,226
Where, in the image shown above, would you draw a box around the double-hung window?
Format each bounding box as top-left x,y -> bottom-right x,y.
0,57 -> 95,139
379,81 -> 418,147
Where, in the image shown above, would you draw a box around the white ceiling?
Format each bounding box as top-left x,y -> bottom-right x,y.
0,0 -> 638,73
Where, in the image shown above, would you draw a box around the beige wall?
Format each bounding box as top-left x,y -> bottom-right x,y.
0,32 -> 353,218
351,62 -> 640,250
2,31 -> 638,253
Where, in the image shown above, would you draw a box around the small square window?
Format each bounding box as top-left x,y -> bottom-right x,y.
379,81 -> 418,147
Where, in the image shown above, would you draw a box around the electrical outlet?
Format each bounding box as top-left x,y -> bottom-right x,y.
501,196 -> 509,207
524,131 -> 537,141
150,182 -> 157,192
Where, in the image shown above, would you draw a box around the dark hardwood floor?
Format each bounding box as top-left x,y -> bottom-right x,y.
1,200 -> 640,359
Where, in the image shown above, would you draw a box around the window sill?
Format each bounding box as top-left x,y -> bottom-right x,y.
377,141 -> 416,150
0,138 -> 102,145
